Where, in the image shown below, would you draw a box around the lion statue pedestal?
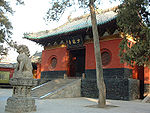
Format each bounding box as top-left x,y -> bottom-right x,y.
5,45 -> 38,112
5,78 -> 37,112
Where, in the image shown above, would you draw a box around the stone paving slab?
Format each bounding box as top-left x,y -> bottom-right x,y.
30,98 -> 150,113
1,88 -> 150,113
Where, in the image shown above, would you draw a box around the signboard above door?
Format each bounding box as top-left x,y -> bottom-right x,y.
66,35 -> 83,49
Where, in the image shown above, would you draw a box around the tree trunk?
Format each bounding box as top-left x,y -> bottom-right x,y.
89,0 -> 106,108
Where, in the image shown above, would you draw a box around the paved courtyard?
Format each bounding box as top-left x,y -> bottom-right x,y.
0,88 -> 150,113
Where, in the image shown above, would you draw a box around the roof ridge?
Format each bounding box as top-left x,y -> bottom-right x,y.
50,6 -> 118,33
68,6 -> 118,22
97,6 -> 118,14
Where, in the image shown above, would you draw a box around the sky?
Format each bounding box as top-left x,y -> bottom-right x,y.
3,0 -> 120,63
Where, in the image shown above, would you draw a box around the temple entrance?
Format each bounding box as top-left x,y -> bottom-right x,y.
67,48 -> 85,78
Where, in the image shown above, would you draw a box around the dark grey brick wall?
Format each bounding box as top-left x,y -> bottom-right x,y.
85,68 -> 133,79
40,68 -> 140,100
41,71 -> 66,80
81,79 -> 98,98
128,79 -> 140,100
82,68 -> 139,100
81,78 -> 140,100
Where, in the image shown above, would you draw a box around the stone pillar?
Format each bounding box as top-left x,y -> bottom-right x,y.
5,78 -> 37,112
82,73 -> 86,79
64,73 -> 67,79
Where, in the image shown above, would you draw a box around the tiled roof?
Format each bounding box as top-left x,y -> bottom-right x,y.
0,63 -> 15,68
31,52 -> 42,63
24,10 -> 117,40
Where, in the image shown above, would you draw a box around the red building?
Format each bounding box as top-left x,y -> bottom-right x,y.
31,52 -> 42,79
0,63 -> 14,84
24,8 -> 150,100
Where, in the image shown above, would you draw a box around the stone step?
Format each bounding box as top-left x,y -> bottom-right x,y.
31,79 -> 78,99
42,79 -> 81,99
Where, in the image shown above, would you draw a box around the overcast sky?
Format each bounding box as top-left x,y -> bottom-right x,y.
3,0 -> 120,63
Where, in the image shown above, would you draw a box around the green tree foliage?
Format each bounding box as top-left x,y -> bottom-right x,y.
117,0 -> 150,66
0,0 -> 13,45
0,0 -> 24,57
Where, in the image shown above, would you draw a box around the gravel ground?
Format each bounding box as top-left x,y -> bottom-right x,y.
1,88 -> 150,113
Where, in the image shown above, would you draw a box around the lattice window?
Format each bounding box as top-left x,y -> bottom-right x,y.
50,57 -> 57,69
101,50 -> 111,66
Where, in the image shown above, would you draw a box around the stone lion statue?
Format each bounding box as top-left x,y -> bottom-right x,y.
13,45 -> 33,78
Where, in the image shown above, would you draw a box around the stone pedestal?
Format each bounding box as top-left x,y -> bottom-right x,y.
5,78 -> 37,112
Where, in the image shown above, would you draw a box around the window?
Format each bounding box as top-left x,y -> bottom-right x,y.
50,57 -> 57,69
101,49 -> 111,66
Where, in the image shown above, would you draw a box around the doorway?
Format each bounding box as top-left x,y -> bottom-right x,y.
67,48 -> 85,77
137,66 -> 144,99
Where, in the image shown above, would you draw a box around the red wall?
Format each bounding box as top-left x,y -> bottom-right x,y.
0,68 -> 14,78
84,38 -> 150,85
41,38 -> 129,71
85,38 -> 125,70
36,63 -> 41,79
41,38 -> 149,85
41,47 -> 68,72
144,67 -> 150,84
